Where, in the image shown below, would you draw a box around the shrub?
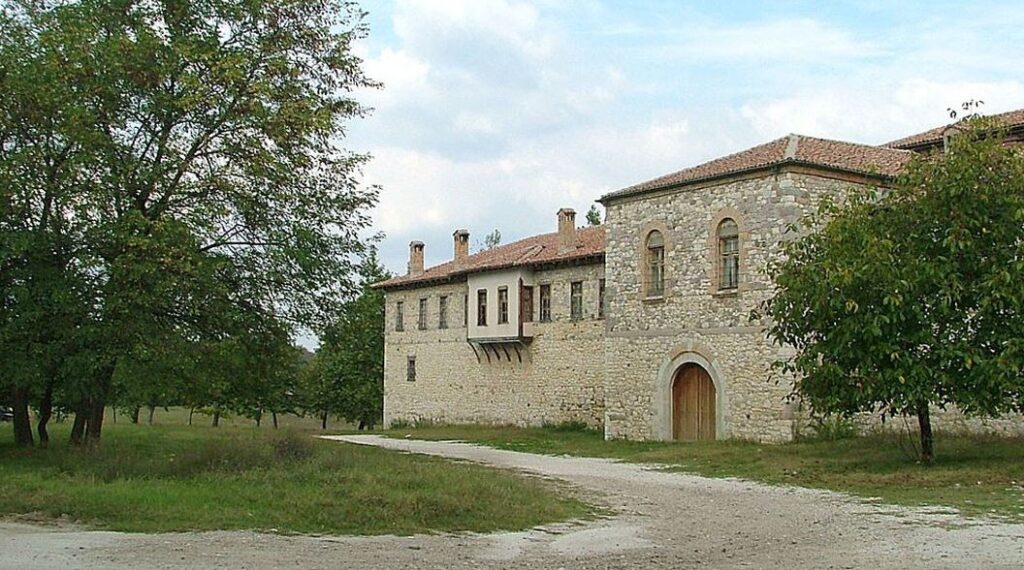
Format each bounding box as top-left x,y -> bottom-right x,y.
272,430 -> 316,462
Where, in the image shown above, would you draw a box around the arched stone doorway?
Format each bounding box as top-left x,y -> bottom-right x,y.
672,363 -> 716,441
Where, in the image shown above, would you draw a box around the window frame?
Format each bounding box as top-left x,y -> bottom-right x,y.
395,301 -> 404,332
645,230 -> 666,298
718,218 -> 740,291
539,284 -> 552,322
598,279 -> 606,319
477,289 -> 488,327
521,285 -> 534,323
570,281 -> 583,321
497,286 -> 509,324
417,297 -> 428,330
406,355 -> 416,382
438,295 -> 448,329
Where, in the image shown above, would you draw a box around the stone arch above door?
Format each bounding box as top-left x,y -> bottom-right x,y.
654,345 -> 728,441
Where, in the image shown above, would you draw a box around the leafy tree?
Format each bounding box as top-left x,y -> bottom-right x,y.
482,229 -> 501,250
761,116 -> 1024,462
316,250 -> 390,429
585,204 -> 602,226
0,0 -> 378,443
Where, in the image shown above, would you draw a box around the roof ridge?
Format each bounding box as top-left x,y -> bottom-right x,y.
783,134 -> 800,159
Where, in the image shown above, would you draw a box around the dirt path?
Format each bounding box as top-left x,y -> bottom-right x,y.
3,435 -> 1023,569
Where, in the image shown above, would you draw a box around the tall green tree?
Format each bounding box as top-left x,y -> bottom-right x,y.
0,0 -> 378,443
761,116 -> 1024,462
585,204 -> 602,226
317,250 -> 389,429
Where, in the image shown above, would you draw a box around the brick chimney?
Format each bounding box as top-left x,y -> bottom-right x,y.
557,208 -> 576,254
453,229 -> 470,263
408,241 -> 424,276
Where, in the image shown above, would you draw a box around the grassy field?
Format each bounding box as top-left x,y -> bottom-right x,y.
380,423 -> 1024,521
105,406 -> 346,430
0,422 -> 588,535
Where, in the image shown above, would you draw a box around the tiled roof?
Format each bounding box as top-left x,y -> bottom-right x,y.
885,108 -> 1024,150
601,134 -> 913,201
375,226 -> 605,289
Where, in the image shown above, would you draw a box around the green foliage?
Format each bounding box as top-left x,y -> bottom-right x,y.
585,204 -> 602,225
542,420 -> 594,433
483,229 -> 502,250
312,250 -> 390,428
759,116 -> 1024,461
0,0 -> 379,442
798,415 -> 858,442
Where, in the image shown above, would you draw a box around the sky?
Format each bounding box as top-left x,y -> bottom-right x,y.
345,0 -> 1024,276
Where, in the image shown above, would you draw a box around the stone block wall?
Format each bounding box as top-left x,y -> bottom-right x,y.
383,263 -> 606,428
602,169 -> 871,442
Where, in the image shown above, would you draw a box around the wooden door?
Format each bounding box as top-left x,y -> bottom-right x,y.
672,365 -> 716,441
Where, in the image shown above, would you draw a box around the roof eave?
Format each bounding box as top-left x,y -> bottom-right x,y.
599,159 -> 898,204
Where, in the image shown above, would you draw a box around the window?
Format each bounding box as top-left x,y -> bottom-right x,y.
438,295 -> 448,329
570,281 -> 583,320
598,279 -> 606,319
498,287 -> 509,324
539,284 -> 551,322
645,230 -> 665,297
477,289 -> 488,326
417,298 -> 427,330
521,285 -> 534,323
406,355 -> 416,382
395,301 -> 404,332
718,219 -> 739,290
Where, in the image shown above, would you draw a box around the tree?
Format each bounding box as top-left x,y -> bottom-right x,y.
316,250 -> 390,429
482,229 -> 501,250
0,0 -> 378,443
760,116 -> 1024,463
585,204 -> 602,226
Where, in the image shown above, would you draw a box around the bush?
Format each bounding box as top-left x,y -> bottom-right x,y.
801,415 -> 858,442
542,420 -> 592,433
272,429 -> 315,462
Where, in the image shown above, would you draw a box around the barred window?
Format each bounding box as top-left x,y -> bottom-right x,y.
718,219 -> 739,290
598,279 -> 606,319
438,295 -> 448,329
570,281 -> 583,320
417,298 -> 427,330
498,287 -> 509,324
645,230 -> 665,297
539,284 -> 551,322
406,355 -> 416,382
477,289 -> 488,326
395,301 -> 404,332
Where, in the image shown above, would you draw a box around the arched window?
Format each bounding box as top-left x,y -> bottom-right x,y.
645,230 -> 665,297
718,219 -> 739,290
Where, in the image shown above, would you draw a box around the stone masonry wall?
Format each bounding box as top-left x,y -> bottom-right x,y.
383,264 -> 606,428
602,169 -> 864,442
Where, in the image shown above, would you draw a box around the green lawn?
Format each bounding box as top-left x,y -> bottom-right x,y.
0,422 -> 589,534
380,424 -> 1024,521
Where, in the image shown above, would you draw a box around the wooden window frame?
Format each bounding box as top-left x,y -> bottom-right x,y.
417,297 -> 428,330
570,281 -> 583,321
477,289 -> 488,327
497,287 -> 509,324
395,301 -> 404,332
521,285 -> 534,323
438,295 -> 448,329
539,284 -> 552,322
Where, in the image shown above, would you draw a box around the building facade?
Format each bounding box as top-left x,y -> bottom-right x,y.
375,111 -> 1024,442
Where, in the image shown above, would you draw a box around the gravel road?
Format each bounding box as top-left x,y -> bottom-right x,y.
2,434 -> 1023,569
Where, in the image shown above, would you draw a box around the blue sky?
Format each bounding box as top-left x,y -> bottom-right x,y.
346,0 -> 1024,275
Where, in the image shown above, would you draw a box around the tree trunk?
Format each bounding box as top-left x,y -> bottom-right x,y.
212,410 -> 220,427
70,401 -> 89,445
255,412 -> 262,428
147,406 -> 155,425
358,419 -> 366,431
11,387 -> 34,447
321,411 -> 328,430
37,383 -> 54,448
917,402 -> 934,464
272,411 -> 279,429
130,406 -> 140,424
85,399 -> 105,444
188,407 -> 194,425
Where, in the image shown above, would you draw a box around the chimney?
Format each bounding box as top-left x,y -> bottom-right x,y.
557,208 -> 576,253
408,241 -> 424,275
453,229 -> 470,263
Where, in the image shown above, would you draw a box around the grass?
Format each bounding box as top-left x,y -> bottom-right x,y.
380,423 -> 1024,521
0,422 -> 589,535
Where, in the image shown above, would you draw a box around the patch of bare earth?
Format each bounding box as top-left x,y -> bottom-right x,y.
3,435 -> 1023,569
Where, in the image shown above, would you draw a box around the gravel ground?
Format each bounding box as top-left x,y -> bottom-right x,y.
2,434 -> 1023,569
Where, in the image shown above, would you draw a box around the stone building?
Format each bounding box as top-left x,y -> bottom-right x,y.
375,109 -> 1024,442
